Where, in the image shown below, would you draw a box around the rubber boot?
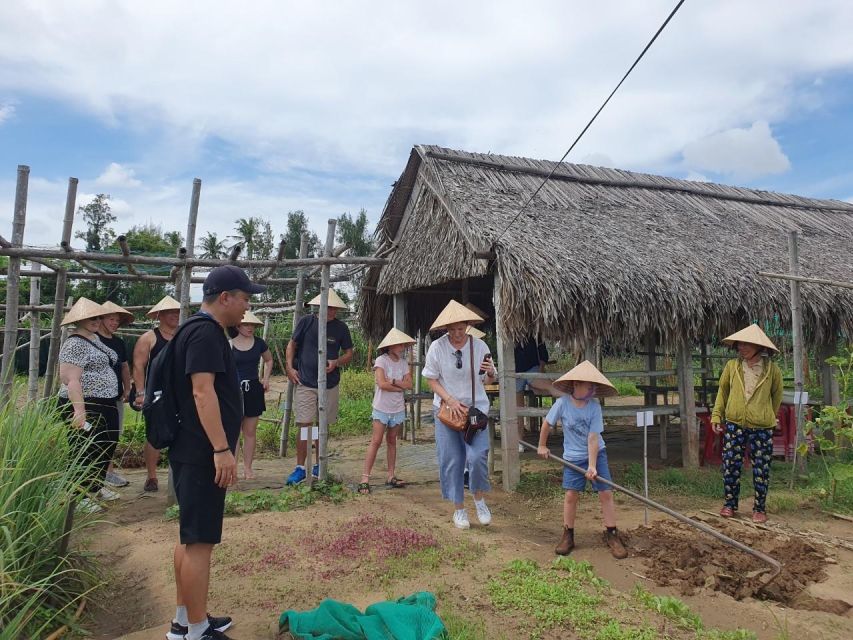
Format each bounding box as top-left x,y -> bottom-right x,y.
555,526 -> 574,555
603,529 -> 628,559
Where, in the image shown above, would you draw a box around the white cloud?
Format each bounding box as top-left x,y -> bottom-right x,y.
685,171 -> 710,183
0,101 -> 14,124
95,163 -> 141,188
682,121 -> 791,180
580,153 -> 615,168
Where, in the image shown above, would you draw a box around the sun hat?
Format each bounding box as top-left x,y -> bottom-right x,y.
553,360 -> 618,397
722,324 -> 779,353
377,328 -> 416,351
100,300 -> 135,326
202,265 -> 266,296
61,297 -> 110,326
429,300 -> 484,331
146,295 -> 182,318
464,303 -> 488,323
466,326 -> 486,339
240,310 -> 264,326
308,289 -> 350,310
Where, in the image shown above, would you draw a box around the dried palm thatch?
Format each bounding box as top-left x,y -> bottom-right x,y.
360,145 -> 853,348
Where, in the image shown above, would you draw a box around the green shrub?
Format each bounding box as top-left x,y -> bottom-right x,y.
0,393 -> 102,638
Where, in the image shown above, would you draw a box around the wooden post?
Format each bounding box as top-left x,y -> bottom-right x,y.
647,330 -> 668,460
677,339 -> 699,468
819,338 -> 840,406
27,262 -> 41,401
392,294 -> 406,331
413,330 -> 423,443
1,165 -> 29,404
179,178 -> 201,323
493,270 -> 520,490
317,220 -> 336,482
44,179 -> 78,398
788,231 -> 806,473
262,315 -> 270,341
279,234 -> 308,457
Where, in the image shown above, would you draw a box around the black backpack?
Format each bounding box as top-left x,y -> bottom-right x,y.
142,314 -> 218,449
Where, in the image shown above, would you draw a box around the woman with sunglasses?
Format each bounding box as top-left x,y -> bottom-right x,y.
422,300 -> 497,530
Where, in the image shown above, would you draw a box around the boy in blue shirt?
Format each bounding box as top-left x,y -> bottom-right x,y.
537,361 -> 628,559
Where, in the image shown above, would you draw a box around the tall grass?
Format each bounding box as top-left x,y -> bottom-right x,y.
0,392 -> 102,638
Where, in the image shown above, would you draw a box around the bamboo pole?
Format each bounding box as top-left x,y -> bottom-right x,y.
677,339 -> 700,468
758,271 -> 853,291
4,268 -> 350,286
1,165 -> 29,404
317,220 -> 336,483
179,179 -> 201,323
788,232 -> 807,477
43,179 -> 77,398
279,234 -> 308,457
494,269 -> 520,490
27,262 -> 41,401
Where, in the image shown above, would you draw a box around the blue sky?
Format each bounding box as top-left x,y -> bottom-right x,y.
1,0 -> 853,249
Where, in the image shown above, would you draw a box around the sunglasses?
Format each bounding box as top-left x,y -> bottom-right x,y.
453,350 -> 463,369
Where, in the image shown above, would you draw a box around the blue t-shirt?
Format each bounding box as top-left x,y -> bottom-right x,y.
545,396 -> 606,461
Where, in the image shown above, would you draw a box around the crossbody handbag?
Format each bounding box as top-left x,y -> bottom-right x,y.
437,339 -> 490,443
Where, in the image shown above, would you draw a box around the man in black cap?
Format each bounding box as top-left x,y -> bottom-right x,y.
166,265 -> 264,640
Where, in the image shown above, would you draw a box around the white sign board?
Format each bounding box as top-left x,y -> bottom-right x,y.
793,391 -> 809,406
636,410 -> 654,428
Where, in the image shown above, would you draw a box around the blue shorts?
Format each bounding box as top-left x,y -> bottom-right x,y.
372,409 -> 406,428
515,365 -> 539,393
562,449 -> 613,492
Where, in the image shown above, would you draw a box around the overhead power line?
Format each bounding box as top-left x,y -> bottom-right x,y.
492,0 -> 688,246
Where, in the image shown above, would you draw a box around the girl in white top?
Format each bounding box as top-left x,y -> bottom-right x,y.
359,329 -> 415,494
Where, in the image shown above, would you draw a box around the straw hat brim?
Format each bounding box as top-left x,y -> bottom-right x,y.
146,295 -> 182,318
61,298 -> 110,326
377,328 -> 416,350
429,300 -> 485,331
466,326 -> 486,340
553,360 -> 618,397
100,301 -> 135,326
722,324 -> 779,353
240,310 -> 264,326
308,290 -> 350,310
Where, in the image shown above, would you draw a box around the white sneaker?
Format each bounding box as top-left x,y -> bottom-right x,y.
475,499 -> 492,525
452,509 -> 470,530
105,471 -> 129,487
76,497 -> 103,514
97,486 -> 120,502
518,444 -> 525,453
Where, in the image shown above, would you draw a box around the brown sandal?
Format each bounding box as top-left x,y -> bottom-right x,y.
385,477 -> 406,489
357,482 -> 371,495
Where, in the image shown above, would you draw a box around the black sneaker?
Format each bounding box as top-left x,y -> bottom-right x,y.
166,614 -> 233,640
199,626 -> 232,640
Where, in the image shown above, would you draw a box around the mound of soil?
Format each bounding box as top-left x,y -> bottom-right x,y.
626,519 -> 851,616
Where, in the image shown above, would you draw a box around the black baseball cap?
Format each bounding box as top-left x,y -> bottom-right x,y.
203,265 -> 266,296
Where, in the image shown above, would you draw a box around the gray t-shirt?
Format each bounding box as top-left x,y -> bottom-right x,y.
422,334 -> 492,414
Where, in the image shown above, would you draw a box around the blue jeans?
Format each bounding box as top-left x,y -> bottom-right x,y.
434,411 -> 491,504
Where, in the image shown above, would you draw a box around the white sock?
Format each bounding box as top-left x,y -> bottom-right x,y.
175,605 -> 188,626
296,464 -> 305,470
474,498 -> 486,507
187,620 -> 209,640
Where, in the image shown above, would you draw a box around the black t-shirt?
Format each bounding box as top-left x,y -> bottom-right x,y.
98,333 -> 128,396
168,313 -> 243,466
515,340 -> 549,372
232,337 -> 269,381
292,314 -> 353,389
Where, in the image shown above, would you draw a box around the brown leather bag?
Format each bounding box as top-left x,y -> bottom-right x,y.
437,338 -> 489,437
438,399 -> 468,430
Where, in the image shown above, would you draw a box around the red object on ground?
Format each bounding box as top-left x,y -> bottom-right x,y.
700,405 -> 798,466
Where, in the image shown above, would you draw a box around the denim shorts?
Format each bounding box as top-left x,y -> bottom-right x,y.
372,409 -> 406,427
515,365 -> 539,393
562,449 -> 613,492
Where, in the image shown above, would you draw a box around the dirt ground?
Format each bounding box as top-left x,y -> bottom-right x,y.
80,423 -> 853,640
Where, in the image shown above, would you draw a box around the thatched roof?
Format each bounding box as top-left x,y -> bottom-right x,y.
360,145 -> 853,347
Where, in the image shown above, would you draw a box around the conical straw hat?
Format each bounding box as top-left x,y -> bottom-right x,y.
240,310 -> 264,326
464,303 -> 488,323
61,297 -> 110,326
466,326 -> 486,340
146,295 -> 181,318
553,360 -> 618,397
377,328 -> 416,350
430,300 -> 484,331
722,324 -> 778,353
308,289 -> 350,310
100,300 -> 135,326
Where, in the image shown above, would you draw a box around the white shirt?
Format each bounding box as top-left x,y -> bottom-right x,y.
422,334 -> 493,413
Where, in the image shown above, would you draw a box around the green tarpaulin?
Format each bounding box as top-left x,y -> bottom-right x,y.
278,591 -> 446,640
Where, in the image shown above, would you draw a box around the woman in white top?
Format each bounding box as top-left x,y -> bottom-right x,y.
359,328 -> 415,494
422,301 -> 497,530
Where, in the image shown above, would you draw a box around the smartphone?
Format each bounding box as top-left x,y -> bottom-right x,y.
479,354 -> 492,375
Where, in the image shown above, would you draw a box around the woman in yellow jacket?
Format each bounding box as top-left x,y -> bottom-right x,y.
711,324 -> 783,523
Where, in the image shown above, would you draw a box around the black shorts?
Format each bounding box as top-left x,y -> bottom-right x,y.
240,379 -> 266,418
170,460 -> 227,545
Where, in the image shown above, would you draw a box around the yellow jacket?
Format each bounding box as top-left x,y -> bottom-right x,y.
711,357 -> 783,429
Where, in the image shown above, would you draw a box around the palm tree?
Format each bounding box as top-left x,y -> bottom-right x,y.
198,232 -> 226,259
231,217 -> 260,260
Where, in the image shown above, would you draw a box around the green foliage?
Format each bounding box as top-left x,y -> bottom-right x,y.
75,193 -> 115,252
198,231 -> 227,259
611,380 -> 643,397
632,585 -> 756,639
440,609 -> 489,640
0,392 -> 102,638
517,469 -> 565,500
380,540 -> 484,587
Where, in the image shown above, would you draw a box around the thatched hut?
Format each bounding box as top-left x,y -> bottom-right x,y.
359,145 -> 853,488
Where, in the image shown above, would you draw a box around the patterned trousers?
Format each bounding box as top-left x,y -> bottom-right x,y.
722,422 -> 774,513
